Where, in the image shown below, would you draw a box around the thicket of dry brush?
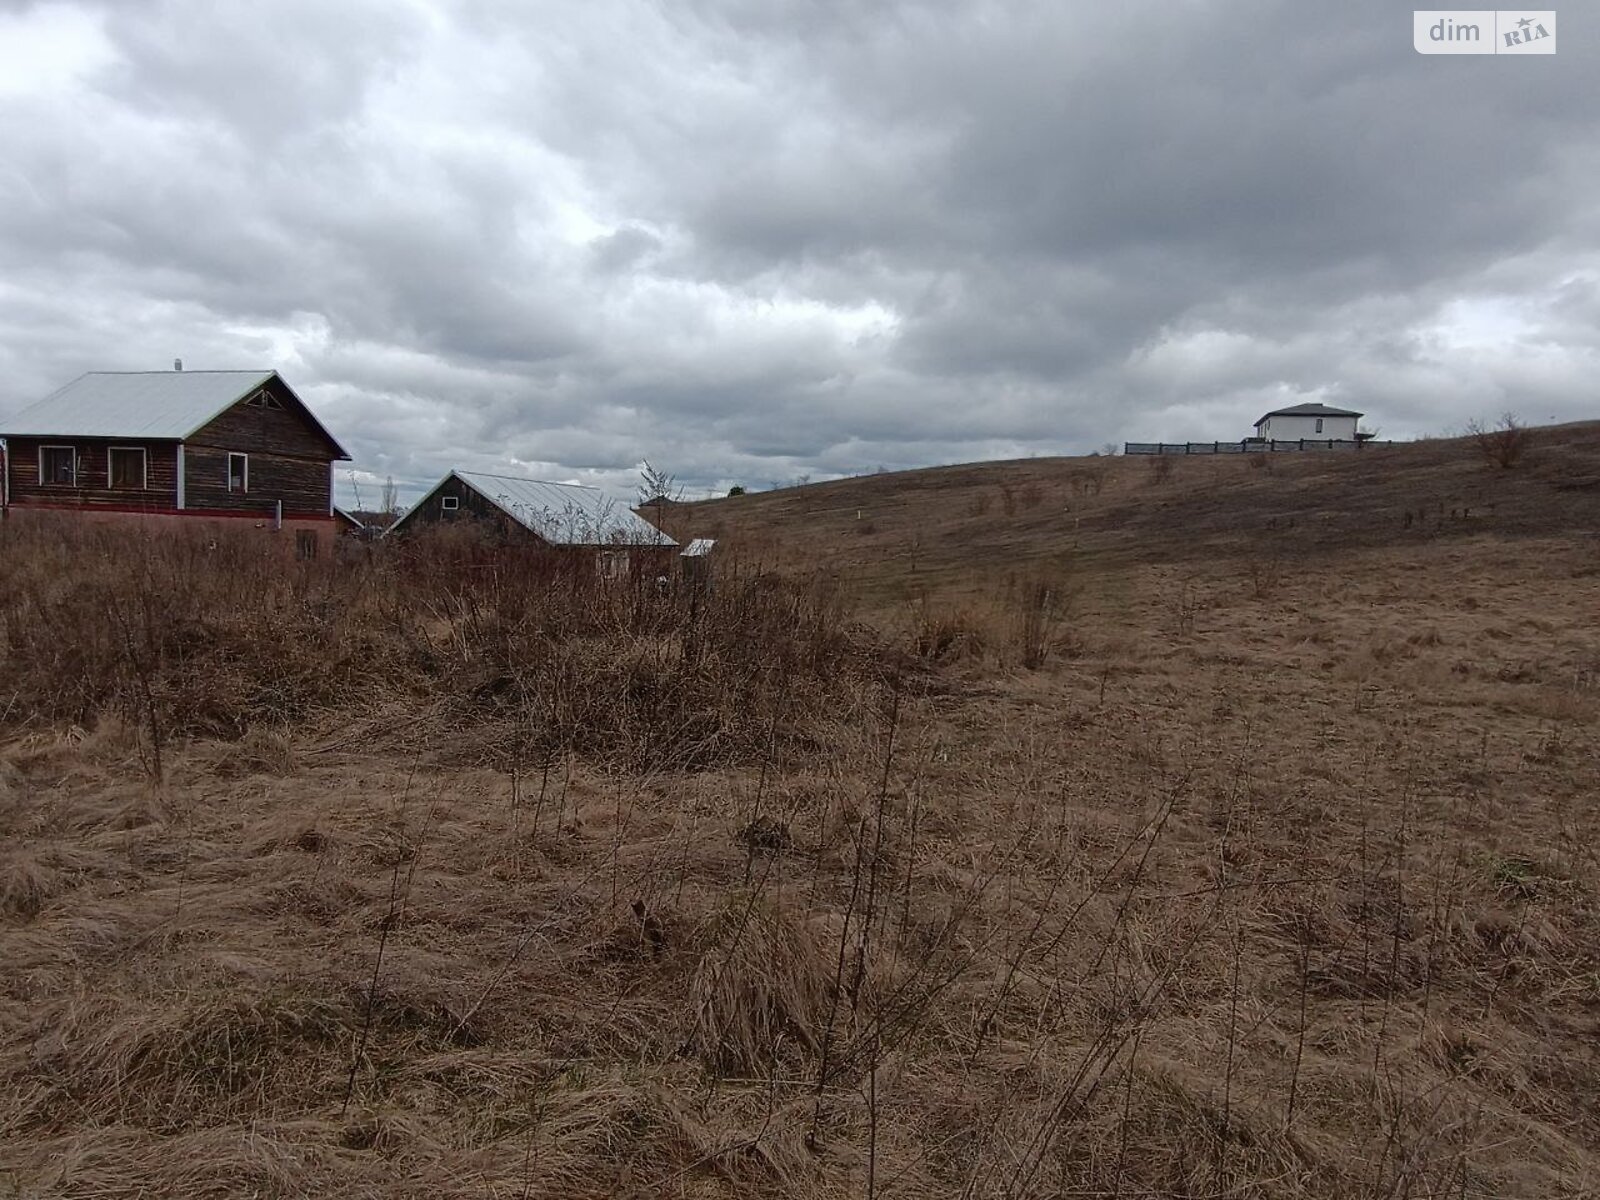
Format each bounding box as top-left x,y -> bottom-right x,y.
0,515 -> 872,772
1,512 -> 1597,1198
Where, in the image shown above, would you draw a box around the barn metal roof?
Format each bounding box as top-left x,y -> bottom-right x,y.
681,538 -> 716,557
0,370 -> 351,457
406,470 -> 676,547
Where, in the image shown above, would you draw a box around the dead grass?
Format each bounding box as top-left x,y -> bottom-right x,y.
2,433 -> 1599,1197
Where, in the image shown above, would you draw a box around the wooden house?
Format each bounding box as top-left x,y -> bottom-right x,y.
0,369 -> 350,554
385,469 -> 677,575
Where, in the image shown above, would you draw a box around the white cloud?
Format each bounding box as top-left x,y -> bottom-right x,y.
0,0 -> 1596,503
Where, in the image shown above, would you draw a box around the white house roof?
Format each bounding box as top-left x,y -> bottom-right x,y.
681,538 -> 716,557
399,470 -> 676,547
1255,402 -> 1363,425
0,370 -> 351,457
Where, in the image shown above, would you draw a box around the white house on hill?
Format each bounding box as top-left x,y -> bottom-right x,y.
1253,403 -> 1362,441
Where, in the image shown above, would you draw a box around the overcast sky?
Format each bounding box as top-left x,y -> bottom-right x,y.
0,0 -> 1595,503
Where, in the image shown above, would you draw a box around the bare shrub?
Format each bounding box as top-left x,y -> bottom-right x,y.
1466,412 -> 1532,469
1165,577 -> 1201,635
1008,572 -> 1077,668
905,600 -> 988,663
1244,553 -> 1285,599
1068,466 -> 1106,496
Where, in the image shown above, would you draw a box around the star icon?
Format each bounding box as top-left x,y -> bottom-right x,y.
1517,16 -> 1533,28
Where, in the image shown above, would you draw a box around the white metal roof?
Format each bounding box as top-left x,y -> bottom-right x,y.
0,370 -> 351,457
409,470 -> 676,547
681,538 -> 716,557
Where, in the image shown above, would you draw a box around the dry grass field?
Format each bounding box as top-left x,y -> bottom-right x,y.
2,425 -> 1598,1198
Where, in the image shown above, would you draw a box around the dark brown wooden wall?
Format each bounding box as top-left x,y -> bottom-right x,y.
178,384 -> 341,516
186,378 -> 344,460
183,446 -> 331,517
394,477 -> 530,540
4,438 -> 179,509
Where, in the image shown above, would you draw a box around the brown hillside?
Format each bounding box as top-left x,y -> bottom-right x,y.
2,427 -> 1598,1198
664,423 -> 1600,607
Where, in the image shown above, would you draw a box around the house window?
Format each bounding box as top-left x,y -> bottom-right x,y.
295,530 -> 318,561
228,453 -> 249,493
1315,418 -> 1323,434
598,550 -> 630,580
108,447 -> 147,489
40,445 -> 76,485
441,495 -> 459,511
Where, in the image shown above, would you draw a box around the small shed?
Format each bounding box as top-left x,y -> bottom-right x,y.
680,538 -> 715,587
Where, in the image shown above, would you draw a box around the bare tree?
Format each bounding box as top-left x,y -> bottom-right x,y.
347,469 -> 367,515
637,460 -> 683,541
637,460 -> 680,507
1466,412 -> 1532,469
380,475 -> 399,515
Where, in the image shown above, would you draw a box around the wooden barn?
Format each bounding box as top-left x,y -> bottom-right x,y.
384,469 -> 677,575
0,369 -> 350,555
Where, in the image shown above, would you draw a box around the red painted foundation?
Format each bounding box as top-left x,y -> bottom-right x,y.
0,504 -> 339,554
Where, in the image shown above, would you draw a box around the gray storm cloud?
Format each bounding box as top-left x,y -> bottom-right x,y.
0,0 -> 1595,502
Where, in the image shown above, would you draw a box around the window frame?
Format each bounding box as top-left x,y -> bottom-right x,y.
294,529 -> 319,561
107,445 -> 148,490
441,495 -> 459,511
1315,418 -> 1324,434
39,444 -> 76,487
227,452 -> 249,494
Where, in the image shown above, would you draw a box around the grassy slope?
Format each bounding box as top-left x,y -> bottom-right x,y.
663,422 -> 1600,609
2,427 -> 1598,1198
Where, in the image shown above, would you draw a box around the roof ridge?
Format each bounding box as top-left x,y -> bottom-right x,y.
84,369 -> 274,376
457,469 -> 601,491
0,369 -> 349,460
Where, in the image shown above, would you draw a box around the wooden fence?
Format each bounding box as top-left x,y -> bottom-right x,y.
1123,439 -> 1391,456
